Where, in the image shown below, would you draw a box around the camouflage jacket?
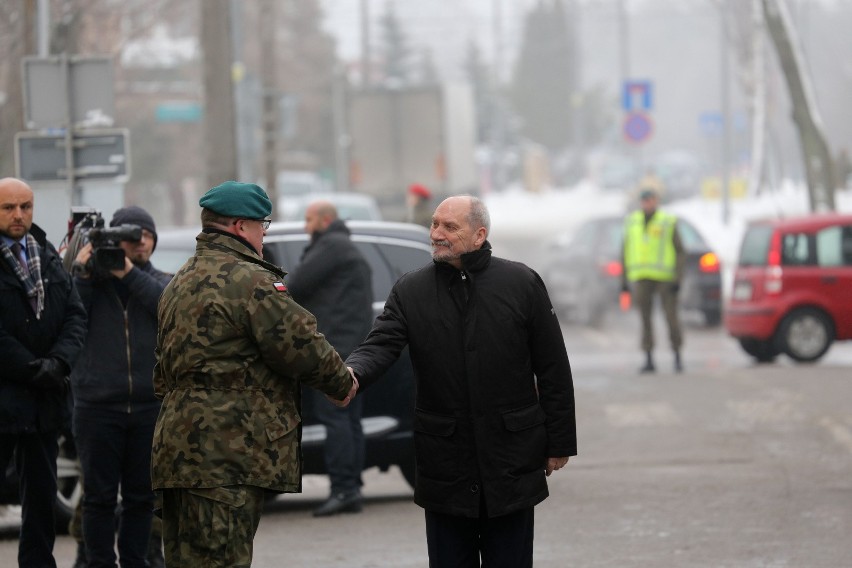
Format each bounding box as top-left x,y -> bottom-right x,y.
151,230 -> 352,493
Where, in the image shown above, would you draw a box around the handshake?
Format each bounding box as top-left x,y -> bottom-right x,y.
26,358 -> 69,391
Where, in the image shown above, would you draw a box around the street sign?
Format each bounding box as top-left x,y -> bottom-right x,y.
22,56 -> 115,129
623,111 -> 653,144
15,129 -> 131,182
623,80 -> 653,112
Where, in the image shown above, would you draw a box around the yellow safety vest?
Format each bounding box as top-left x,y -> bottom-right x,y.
623,210 -> 677,282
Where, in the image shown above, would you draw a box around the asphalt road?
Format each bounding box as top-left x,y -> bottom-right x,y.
2,312 -> 851,567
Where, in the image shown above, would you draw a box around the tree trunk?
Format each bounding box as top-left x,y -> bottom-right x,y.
762,0 -> 835,211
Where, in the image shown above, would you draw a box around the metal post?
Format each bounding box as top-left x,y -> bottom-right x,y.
37,0 -> 49,56
360,0 -> 371,85
720,1 -> 731,224
332,66 -> 349,193
60,54 -> 77,202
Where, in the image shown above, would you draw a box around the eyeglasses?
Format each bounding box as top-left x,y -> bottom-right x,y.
237,218 -> 271,230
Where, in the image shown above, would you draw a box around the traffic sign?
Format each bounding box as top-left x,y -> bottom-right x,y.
22,56 -> 115,129
623,80 -> 653,112
15,129 -> 131,182
623,111 -> 653,144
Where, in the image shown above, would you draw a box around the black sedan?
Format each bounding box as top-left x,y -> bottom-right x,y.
151,220 -> 432,489
541,215 -> 722,327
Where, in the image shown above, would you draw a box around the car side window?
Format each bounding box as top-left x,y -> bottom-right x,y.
815,225 -> 852,267
780,232 -> 814,266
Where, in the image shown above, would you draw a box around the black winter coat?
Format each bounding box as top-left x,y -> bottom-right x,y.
287,220 -> 373,358
0,224 -> 87,433
346,242 -> 576,518
71,261 -> 171,412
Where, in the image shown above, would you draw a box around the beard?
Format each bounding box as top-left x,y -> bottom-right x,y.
431,240 -> 463,264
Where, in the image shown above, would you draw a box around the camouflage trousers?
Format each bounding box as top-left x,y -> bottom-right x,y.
159,485 -> 265,568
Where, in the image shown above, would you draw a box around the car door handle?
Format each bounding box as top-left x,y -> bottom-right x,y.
820,276 -> 838,284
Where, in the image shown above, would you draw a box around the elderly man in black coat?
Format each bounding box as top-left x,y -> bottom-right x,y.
347,195 -> 576,568
287,200 -> 373,517
0,177 -> 87,567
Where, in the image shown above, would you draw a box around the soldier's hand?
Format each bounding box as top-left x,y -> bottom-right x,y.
327,368 -> 359,408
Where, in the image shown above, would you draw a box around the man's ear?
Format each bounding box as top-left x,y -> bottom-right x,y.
474,227 -> 487,247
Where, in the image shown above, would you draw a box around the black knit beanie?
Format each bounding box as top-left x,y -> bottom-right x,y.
110,206 -> 158,250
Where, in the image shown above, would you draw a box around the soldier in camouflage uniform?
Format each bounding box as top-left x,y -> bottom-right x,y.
151,181 -> 357,567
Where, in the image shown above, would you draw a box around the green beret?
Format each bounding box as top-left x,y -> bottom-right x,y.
199,181 -> 272,218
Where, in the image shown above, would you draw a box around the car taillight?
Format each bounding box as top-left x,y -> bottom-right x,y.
765,265 -> 783,294
765,230 -> 783,294
698,252 -> 720,273
603,260 -> 623,277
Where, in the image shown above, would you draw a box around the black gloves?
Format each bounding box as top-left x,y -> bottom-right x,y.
671,282 -> 680,294
27,358 -> 69,391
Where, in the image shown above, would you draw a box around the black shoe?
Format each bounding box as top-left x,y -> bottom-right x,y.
313,491 -> 363,517
639,351 -> 655,373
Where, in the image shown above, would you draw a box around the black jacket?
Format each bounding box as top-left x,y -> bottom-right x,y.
71,261 -> 171,412
0,224 -> 87,433
287,220 -> 373,358
347,242 -> 576,518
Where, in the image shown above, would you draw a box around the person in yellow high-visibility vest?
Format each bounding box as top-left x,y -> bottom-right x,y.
621,188 -> 685,373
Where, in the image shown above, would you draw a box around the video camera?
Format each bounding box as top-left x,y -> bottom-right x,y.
66,207 -> 142,277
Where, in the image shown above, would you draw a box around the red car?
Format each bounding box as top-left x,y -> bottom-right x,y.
725,213 -> 852,363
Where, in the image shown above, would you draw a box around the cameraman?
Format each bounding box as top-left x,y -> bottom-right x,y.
70,206 -> 171,568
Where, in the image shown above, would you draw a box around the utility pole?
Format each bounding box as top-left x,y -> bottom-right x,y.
490,0 -> 505,193
360,0 -> 371,85
720,0 -> 731,225
201,0 -> 238,189
259,0 -> 279,217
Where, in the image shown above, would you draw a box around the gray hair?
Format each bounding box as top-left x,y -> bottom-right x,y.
467,196 -> 490,237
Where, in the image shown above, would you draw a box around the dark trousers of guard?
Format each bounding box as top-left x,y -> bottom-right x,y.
0,431 -> 60,568
425,506 -> 535,568
74,406 -> 158,568
310,390 -> 365,495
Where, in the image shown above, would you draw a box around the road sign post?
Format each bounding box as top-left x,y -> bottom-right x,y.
14,129 -> 130,182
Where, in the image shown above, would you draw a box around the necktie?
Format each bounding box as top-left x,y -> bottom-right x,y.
10,242 -> 28,271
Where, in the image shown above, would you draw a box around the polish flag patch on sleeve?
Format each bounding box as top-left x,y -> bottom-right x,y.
273,281 -> 288,292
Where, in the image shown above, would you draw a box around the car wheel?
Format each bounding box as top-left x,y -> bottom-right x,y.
777,308 -> 834,363
55,431 -> 83,535
738,338 -> 779,363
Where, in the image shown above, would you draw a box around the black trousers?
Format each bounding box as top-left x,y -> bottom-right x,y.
74,405 -> 158,568
0,430 -> 60,568
425,506 -> 535,568
308,389 -> 365,495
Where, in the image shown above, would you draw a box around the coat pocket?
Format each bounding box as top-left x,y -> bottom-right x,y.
412,410 -> 458,482
498,403 -> 548,476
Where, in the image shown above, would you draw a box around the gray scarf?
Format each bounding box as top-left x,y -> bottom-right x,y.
2,234 -> 45,319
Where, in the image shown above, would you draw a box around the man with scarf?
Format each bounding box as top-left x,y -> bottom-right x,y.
0,177 -> 87,567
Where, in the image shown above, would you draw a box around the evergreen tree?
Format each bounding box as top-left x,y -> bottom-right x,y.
378,3 -> 412,84
511,0 -> 576,151
463,39 -> 494,144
